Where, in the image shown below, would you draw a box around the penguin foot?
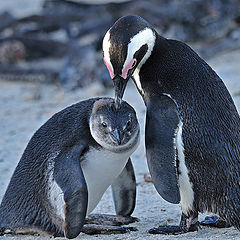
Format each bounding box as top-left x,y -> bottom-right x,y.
81,224 -> 137,235
85,214 -> 139,226
200,215 -> 231,228
82,214 -> 138,235
149,223 -> 198,235
149,212 -> 199,235
149,225 -> 185,235
0,228 -> 16,236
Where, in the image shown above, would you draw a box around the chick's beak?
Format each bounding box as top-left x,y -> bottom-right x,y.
111,128 -> 123,145
113,75 -> 129,110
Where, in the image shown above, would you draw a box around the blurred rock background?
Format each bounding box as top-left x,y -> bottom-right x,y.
0,0 -> 240,90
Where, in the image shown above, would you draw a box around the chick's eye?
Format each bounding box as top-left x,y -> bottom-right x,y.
102,122 -> 107,128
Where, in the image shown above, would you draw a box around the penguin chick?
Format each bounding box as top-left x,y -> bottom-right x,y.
0,97 -> 140,239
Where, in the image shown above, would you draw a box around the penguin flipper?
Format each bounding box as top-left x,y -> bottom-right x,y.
145,95 -> 180,204
54,144 -> 88,239
111,158 -> 136,216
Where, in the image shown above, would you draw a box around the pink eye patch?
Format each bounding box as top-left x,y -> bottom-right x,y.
121,58 -> 137,79
104,58 -> 115,79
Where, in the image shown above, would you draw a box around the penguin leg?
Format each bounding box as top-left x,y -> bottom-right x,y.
111,158 -> 136,216
81,159 -> 138,234
84,158 -> 138,226
149,211 -> 199,235
54,144 -> 88,239
200,215 -> 231,228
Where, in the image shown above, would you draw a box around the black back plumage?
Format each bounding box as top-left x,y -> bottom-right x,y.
0,97 -> 139,237
104,14 -> 240,231
140,34 -> 240,228
0,98 -> 106,235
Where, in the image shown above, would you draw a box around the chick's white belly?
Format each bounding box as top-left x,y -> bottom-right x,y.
80,147 -> 130,215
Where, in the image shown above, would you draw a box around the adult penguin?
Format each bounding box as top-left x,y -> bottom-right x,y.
102,15 -> 240,234
0,98 -> 140,238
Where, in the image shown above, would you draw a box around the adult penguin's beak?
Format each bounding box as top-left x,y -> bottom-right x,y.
113,75 -> 129,110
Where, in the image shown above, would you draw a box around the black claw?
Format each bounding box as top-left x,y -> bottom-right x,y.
129,216 -> 139,223
127,227 -> 138,232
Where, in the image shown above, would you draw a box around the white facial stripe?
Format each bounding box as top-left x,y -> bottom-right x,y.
132,68 -> 144,95
102,30 -> 114,78
123,28 -> 156,78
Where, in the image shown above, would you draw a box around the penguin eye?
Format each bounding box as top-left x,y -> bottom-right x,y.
101,122 -> 107,128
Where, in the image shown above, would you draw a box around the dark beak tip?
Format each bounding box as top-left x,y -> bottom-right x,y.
114,96 -> 122,110
113,75 -> 129,107
111,129 -> 122,145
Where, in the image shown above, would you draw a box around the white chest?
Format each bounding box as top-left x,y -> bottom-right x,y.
80,147 -> 130,215
47,147 -> 134,220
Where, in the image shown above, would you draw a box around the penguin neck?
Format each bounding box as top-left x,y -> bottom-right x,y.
132,34 -> 171,101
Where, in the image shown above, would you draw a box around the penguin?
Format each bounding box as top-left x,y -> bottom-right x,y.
102,15 -> 240,234
0,97 -> 140,239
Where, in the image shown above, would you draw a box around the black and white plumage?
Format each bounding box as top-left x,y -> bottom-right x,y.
102,15 -> 240,234
0,97 -> 140,238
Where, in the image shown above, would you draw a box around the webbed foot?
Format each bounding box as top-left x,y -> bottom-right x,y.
85,214 -> 138,226
200,215 -> 231,228
149,225 -> 184,235
81,224 -> 137,235
82,214 -> 138,235
149,212 -> 198,235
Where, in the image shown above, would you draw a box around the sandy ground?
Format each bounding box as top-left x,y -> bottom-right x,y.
0,48 -> 240,240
